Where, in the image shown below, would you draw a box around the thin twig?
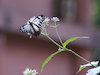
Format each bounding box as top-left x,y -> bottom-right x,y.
54,22 -> 63,45
64,48 -> 90,63
46,35 -> 62,48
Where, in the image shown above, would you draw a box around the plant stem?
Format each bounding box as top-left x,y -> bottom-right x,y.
46,34 -> 89,62
65,48 -> 97,67
44,26 -> 62,48
46,35 -> 62,48
46,35 -> 96,67
46,34 -> 88,62
45,28 -> 96,67
54,22 -> 63,45
64,48 -> 90,63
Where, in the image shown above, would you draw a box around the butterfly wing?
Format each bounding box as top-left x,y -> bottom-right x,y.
29,15 -> 45,27
19,23 -> 34,34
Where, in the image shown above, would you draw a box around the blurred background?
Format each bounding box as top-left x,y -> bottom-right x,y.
0,0 -> 99,75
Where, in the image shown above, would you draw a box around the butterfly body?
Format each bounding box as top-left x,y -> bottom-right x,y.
20,15 -> 45,37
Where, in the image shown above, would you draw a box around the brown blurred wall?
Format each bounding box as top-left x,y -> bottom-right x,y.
0,0 -> 92,75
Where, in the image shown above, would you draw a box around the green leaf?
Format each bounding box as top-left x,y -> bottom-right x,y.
63,37 -> 89,48
40,49 -> 65,73
77,65 -> 86,73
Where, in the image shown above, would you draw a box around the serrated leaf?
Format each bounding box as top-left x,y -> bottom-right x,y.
40,49 -> 65,73
63,37 -> 89,48
77,66 -> 86,73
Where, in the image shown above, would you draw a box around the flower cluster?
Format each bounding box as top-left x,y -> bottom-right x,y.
81,61 -> 100,75
81,61 -> 99,67
86,66 -> 100,75
41,17 -> 60,36
23,68 -> 38,75
51,17 -> 60,22
41,17 -> 50,36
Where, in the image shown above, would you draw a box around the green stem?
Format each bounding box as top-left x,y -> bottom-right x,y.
54,22 -> 63,45
44,26 -> 96,67
46,34 -> 89,62
65,48 -> 97,67
46,34 -> 88,62
64,48 -> 90,63
46,35 -> 62,48
46,35 -> 96,67
44,26 -> 62,48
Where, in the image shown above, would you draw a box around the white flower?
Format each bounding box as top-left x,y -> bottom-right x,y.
81,61 -> 99,67
43,17 -> 50,26
23,68 -> 38,75
86,66 -> 100,75
51,17 -> 60,22
41,17 -> 50,36
44,17 -> 50,23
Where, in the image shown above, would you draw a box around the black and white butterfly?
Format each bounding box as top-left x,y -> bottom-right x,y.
20,15 -> 45,37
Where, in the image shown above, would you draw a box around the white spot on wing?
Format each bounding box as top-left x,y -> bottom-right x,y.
29,16 -> 36,23
24,25 -> 31,31
33,25 -> 39,31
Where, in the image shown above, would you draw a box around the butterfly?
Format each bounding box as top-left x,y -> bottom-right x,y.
19,15 -> 45,37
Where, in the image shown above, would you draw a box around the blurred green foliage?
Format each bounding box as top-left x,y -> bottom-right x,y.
94,0 -> 100,28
